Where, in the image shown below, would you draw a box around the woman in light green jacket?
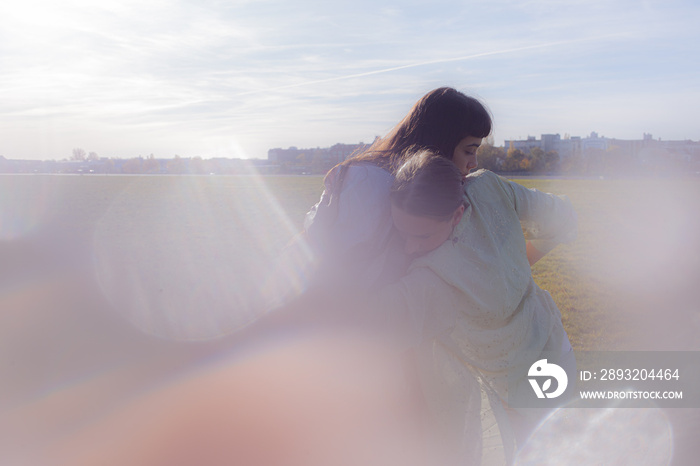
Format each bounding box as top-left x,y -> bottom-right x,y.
373,150 -> 577,464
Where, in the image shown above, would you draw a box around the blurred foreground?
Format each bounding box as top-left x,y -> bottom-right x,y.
1,174 -> 699,464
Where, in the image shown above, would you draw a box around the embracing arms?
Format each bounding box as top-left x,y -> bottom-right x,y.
495,174 -> 578,265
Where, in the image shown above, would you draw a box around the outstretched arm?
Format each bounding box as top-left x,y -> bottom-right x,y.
494,173 -> 578,259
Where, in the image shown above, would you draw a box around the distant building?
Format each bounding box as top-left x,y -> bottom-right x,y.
508,136 -> 543,154
267,139 -> 376,166
504,132 -> 700,163
506,133 -> 588,158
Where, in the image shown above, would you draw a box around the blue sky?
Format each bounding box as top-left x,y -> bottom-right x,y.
1,0 -> 699,160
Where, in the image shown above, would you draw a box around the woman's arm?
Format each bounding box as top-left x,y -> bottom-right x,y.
303,164 -> 396,293
491,172 -> 578,258
304,164 -> 393,257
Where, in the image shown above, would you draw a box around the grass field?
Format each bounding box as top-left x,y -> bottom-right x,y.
260,174 -> 700,352
2,173 -> 700,352
2,173 -> 700,464
515,177 -> 700,352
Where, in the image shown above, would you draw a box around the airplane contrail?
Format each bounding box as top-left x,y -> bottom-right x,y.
235,35 -> 622,96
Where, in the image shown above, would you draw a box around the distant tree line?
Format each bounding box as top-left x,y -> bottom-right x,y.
477,143 -> 560,174
476,142 -> 690,176
3,142 -> 694,176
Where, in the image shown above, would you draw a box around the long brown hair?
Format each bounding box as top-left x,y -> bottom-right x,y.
345,87 -> 492,173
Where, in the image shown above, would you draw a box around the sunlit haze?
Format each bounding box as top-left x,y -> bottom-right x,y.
1,0 -> 699,160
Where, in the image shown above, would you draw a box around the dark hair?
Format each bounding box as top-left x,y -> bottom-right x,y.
348,87 -> 492,172
390,149 -> 465,221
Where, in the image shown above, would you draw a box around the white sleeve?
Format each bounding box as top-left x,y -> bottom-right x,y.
493,173 -> 578,254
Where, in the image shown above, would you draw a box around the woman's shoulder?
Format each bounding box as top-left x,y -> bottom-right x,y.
322,162 -> 391,192
340,162 -> 393,189
464,168 -> 501,184
463,169 -> 508,196
346,161 -> 392,176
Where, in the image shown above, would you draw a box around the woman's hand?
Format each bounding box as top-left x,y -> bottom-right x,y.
526,241 -> 546,266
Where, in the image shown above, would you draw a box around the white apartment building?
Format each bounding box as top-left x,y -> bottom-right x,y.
505,132 -> 700,162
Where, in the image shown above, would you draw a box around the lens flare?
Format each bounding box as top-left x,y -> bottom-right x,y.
0,175 -> 51,241
515,401 -> 673,465
92,167 -> 310,341
584,178 -> 700,349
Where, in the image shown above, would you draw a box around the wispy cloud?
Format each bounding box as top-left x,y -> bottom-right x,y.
233,35 -> 625,97
0,0 -> 698,159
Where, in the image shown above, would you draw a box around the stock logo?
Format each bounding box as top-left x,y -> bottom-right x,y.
528,359 -> 568,399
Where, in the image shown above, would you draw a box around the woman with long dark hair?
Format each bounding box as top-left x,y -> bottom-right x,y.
268,88 -> 576,464
300,87 -> 492,296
